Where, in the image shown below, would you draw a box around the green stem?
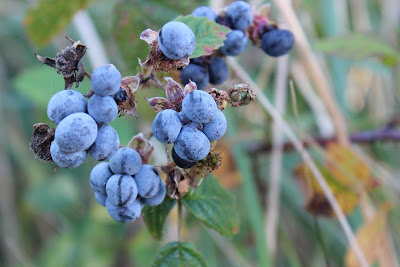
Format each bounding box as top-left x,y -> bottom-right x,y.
178,199 -> 182,242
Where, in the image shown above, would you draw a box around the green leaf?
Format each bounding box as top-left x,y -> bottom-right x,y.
174,15 -> 231,58
315,33 -> 400,66
182,176 -> 239,238
142,197 -> 176,240
24,0 -> 92,47
152,241 -> 206,267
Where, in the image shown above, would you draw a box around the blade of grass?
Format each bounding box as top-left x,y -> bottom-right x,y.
271,0 -> 349,145
225,110 -> 271,267
227,57 -> 369,267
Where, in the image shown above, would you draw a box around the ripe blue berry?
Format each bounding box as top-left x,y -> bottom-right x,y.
152,109 -> 182,143
90,162 -> 113,194
192,6 -> 217,21
55,112 -> 98,153
105,198 -> 141,223
109,147 -> 142,175
143,180 -> 166,206
208,57 -> 229,85
90,64 -> 121,96
95,192 -> 107,207
220,30 -> 248,56
106,174 -> 138,206
134,165 -> 161,198
113,88 -> 128,104
180,63 -> 209,90
89,124 -> 120,161
182,90 -> 218,123
158,21 -> 196,60
172,146 -> 198,169
226,1 -> 253,30
261,29 -> 295,57
174,126 -> 210,162
50,141 -> 87,168
47,89 -> 87,124
202,109 -> 227,141
87,94 -> 118,124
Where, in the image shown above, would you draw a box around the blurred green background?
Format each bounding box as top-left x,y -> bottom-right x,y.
1,0 -> 400,266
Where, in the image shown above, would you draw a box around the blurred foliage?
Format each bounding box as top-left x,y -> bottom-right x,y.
1,0 -> 400,266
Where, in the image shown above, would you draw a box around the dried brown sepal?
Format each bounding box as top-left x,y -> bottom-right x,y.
140,29 -> 190,72
127,133 -> 154,164
146,97 -> 172,113
228,83 -> 256,107
118,75 -> 140,117
161,165 -> 190,199
182,150 -> 222,189
183,81 -> 197,95
207,88 -> 230,111
30,123 -> 55,163
165,77 -> 185,108
35,37 -> 88,89
247,4 -> 277,46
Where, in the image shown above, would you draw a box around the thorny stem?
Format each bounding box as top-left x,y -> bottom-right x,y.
150,74 -> 167,91
84,70 -> 91,79
178,199 -> 182,242
247,127 -> 400,154
83,89 -> 94,98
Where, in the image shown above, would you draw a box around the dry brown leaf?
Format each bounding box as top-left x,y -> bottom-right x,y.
213,143 -> 241,189
345,203 -> 394,267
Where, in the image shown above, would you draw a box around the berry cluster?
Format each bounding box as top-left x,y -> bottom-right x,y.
90,147 -> 166,223
179,2 -> 252,90
48,64 -> 122,168
179,1 -> 295,91
152,90 -> 227,168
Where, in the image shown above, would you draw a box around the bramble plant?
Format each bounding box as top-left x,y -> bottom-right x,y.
30,1 -> 295,265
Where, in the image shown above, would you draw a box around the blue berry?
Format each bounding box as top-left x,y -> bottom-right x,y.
172,146 -> 198,169
105,197 -> 141,223
50,141 -> 87,168
55,112 -> 98,153
208,57 -> 229,85
182,90 -> 218,123
220,30 -> 248,56
47,89 -> 87,124
90,162 -> 113,194
174,126 -> 210,162
88,94 -> 118,124
113,88 -> 128,104
89,124 -> 120,161
90,64 -> 121,96
190,56 -> 206,65
158,21 -> 196,60
202,109 -> 227,141
137,198 -> 145,209
180,63 -> 209,90
152,109 -> 182,143
226,1 -> 253,30
143,180 -> 166,206
134,165 -> 161,198
106,174 -> 138,206
95,192 -> 107,207
192,6 -> 217,21
261,29 -> 295,57
178,111 -> 191,125
109,147 -> 142,175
